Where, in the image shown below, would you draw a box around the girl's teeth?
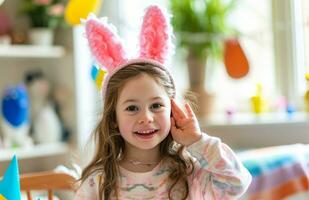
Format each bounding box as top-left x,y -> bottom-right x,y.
137,130 -> 155,134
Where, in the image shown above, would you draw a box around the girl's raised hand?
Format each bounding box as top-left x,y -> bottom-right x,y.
170,99 -> 202,146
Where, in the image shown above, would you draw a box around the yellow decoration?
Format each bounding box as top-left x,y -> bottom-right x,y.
305,73 -> 309,113
305,93 -> 309,113
250,83 -> 268,114
95,69 -> 106,90
65,0 -> 103,25
0,194 -> 7,200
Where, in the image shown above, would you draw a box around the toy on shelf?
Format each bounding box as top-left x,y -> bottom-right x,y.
24,70 -> 62,144
0,84 -> 33,148
273,95 -> 287,112
225,106 -> 236,121
305,73 -> 309,113
250,83 -> 268,114
286,103 -> 296,117
52,85 -> 72,142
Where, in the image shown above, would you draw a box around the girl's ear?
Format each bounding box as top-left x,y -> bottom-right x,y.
139,6 -> 172,64
85,14 -> 128,72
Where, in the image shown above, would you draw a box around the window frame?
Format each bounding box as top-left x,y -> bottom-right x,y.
272,0 -> 306,109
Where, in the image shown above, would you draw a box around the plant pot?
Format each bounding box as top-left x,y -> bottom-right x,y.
28,28 -> 54,46
187,49 -> 207,91
186,49 -> 214,118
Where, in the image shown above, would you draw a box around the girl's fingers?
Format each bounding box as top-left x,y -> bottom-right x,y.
170,117 -> 178,133
176,118 -> 188,127
171,116 -> 183,129
171,104 -> 179,120
185,103 -> 195,118
171,116 -> 175,126
171,99 -> 187,119
171,99 -> 181,119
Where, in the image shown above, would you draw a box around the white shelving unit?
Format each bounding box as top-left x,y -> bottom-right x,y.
1,1 -> 79,170
0,45 -> 66,58
0,41 -> 73,172
0,42 -> 69,163
0,0 -> 111,174
0,30 -> 98,174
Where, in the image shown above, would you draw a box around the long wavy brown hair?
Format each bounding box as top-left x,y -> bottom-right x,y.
79,63 -> 194,199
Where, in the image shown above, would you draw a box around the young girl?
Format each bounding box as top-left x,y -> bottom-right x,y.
74,5 -> 251,200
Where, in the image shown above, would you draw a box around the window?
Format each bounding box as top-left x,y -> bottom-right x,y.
209,0 -> 275,112
302,0 -> 309,83
272,0 -> 307,110
116,0 -> 307,115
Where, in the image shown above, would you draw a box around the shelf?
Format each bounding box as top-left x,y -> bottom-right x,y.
203,111 -> 309,127
0,45 -> 66,58
200,112 -> 309,149
0,142 -> 69,162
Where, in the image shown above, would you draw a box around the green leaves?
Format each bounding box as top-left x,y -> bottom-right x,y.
20,0 -> 66,29
170,0 -> 236,59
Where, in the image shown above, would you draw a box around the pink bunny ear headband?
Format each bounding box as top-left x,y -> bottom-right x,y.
84,5 -> 176,100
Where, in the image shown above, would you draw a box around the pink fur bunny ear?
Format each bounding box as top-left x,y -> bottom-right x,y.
139,6 -> 172,64
85,14 -> 127,72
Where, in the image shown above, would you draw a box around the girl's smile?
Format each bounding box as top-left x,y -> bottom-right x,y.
133,129 -> 159,139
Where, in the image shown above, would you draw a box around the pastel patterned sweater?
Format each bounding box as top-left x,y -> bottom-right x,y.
74,134 -> 252,199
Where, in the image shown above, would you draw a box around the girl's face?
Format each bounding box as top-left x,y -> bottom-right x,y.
116,73 -> 171,151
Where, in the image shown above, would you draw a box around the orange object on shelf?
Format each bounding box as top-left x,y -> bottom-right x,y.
224,38 -> 249,79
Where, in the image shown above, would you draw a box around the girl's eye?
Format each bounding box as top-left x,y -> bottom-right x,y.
151,103 -> 163,110
126,105 -> 139,112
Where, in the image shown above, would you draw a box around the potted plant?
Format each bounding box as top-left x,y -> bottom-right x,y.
20,0 -> 66,45
170,0 -> 236,117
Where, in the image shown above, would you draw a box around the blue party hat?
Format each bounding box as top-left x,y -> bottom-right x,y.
0,155 -> 21,200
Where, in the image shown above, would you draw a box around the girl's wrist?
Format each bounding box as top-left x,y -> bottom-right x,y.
186,133 -> 203,147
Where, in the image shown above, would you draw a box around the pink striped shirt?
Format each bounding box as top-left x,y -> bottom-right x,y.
74,134 -> 251,199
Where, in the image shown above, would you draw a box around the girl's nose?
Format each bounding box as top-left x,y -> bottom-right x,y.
138,110 -> 154,124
